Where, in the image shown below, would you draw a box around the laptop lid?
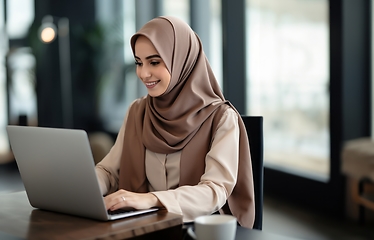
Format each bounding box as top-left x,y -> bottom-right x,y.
6,125 -> 157,221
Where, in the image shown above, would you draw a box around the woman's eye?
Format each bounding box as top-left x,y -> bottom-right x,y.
135,61 -> 142,66
150,61 -> 160,66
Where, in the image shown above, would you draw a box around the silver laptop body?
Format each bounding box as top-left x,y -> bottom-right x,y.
6,125 -> 157,221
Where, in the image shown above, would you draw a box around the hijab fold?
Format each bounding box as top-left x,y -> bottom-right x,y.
119,16 -> 255,228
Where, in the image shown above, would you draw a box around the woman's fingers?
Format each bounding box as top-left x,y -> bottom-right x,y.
104,190 -> 161,211
104,190 -> 129,211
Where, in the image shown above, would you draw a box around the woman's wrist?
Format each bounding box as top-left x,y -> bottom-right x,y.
148,193 -> 163,208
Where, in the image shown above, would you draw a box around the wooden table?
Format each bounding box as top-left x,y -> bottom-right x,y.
0,191 -> 183,240
0,191 -> 301,240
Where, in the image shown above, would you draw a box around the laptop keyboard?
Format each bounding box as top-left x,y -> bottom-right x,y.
107,208 -> 136,216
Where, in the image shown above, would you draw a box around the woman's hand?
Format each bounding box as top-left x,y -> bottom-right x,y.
104,189 -> 163,212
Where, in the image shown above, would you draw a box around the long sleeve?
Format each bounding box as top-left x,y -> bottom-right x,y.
95,107 -> 131,195
150,108 -> 239,223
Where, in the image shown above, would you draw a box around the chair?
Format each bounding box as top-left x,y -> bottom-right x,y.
241,116 -> 264,230
182,116 -> 264,238
342,138 -> 374,224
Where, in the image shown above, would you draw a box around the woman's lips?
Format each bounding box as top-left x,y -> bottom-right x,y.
145,80 -> 160,89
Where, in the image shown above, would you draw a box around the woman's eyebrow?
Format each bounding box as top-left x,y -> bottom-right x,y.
146,54 -> 161,59
134,54 -> 161,60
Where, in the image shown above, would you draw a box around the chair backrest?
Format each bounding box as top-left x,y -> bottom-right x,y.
241,116 -> 264,230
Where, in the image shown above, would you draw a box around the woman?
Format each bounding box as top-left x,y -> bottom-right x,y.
95,16 -> 255,229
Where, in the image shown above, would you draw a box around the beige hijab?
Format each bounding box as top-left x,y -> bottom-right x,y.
119,16 -> 255,228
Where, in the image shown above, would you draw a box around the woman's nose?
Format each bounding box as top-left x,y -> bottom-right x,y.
138,66 -> 151,80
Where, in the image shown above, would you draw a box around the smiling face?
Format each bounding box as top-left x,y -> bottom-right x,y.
134,36 -> 171,97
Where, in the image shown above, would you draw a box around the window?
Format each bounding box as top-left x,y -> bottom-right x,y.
0,0 -> 8,161
96,0 -> 136,133
246,0 -> 330,180
0,0 -> 36,163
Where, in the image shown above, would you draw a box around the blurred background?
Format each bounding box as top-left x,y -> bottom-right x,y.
0,0 -> 373,238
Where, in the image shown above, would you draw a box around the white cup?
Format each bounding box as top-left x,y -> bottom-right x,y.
187,214 -> 237,240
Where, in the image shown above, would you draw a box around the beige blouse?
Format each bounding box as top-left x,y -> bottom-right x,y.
95,102 -> 240,223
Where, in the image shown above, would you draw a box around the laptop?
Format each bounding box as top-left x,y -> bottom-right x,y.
6,125 -> 158,221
